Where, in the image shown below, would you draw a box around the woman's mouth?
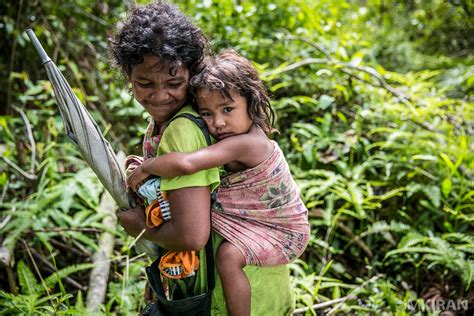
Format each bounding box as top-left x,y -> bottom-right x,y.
149,101 -> 173,108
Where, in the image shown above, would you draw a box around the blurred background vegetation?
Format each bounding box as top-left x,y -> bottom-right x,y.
1,0 -> 473,314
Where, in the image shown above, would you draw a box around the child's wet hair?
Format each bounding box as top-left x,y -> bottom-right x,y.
190,50 -> 275,135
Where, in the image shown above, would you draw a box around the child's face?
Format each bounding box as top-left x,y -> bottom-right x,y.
196,89 -> 253,140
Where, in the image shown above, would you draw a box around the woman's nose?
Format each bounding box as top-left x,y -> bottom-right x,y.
150,88 -> 169,103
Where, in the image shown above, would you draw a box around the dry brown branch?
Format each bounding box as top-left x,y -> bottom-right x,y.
71,239 -> 92,257
49,238 -> 90,257
27,245 -> 86,291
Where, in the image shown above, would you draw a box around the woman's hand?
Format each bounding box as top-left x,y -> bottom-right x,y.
126,165 -> 150,192
117,205 -> 147,237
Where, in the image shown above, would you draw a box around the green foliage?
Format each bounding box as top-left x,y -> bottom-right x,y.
1,0 -> 472,314
0,260 -> 93,315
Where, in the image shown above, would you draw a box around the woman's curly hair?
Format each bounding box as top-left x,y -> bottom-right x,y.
190,50 -> 276,135
108,1 -> 208,77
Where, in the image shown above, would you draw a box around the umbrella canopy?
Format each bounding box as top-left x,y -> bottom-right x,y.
26,29 -> 130,209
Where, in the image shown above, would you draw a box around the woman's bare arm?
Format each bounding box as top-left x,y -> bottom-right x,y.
118,186 -> 211,251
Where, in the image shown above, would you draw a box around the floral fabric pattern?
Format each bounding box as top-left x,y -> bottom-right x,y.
212,141 -> 310,266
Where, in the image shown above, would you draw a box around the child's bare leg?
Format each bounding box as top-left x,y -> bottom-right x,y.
216,241 -> 250,316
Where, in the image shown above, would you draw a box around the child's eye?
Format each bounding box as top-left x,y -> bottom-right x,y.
223,107 -> 233,113
200,112 -> 211,117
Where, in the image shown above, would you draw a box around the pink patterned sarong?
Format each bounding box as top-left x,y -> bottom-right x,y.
212,141 -> 310,266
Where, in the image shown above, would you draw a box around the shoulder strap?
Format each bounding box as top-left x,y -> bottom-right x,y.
168,113 -> 212,146
166,112 -> 215,291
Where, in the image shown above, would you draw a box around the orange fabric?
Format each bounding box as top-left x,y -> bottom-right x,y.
145,198 -> 167,228
145,194 -> 199,279
159,251 -> 200,279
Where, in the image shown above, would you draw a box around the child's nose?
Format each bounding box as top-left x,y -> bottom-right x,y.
214,116 -> 225,128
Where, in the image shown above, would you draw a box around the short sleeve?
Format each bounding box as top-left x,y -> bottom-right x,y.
158,112 -> 220,192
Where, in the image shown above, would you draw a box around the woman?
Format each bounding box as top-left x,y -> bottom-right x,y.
110,2 -> 294,315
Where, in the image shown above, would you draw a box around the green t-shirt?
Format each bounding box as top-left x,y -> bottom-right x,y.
158,105 -> 220,192
158,105 -> 294,315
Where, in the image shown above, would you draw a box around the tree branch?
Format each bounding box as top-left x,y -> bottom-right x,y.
293,295 -> 356,314
2,156 -> 37,180
86,190 -> 117,311
28,245 -> 87,291
12,106 -> 36,174
86,152 -> 123,311
326,274 -> 383,315
263,36 -> 412,103
309,209 -> 373,258
0,240 -> 17,294
263,58 -> 328,77
292,274 -> 383,315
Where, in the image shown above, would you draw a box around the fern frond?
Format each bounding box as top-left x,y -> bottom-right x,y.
17,260 -> 39,295
384,246 -> 442,259
442,233 -> 474,244
397,232 -> 426,248
360,220 -> 411,238
32,263 -> 94,294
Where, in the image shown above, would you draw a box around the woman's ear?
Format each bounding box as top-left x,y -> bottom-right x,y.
125,65 -> 133,80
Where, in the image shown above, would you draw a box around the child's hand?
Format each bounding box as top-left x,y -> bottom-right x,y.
127,165 -> 150,192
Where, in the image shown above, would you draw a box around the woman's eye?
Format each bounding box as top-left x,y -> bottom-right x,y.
136,81 -> 152,88
167,81 -> 183,88
223,107 -> 233,113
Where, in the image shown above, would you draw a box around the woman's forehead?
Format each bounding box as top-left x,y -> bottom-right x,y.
131,55 -> 188,79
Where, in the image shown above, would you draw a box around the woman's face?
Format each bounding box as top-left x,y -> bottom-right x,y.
130,55 -> 189,125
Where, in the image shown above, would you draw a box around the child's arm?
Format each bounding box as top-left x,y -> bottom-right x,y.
127,166 -> 151,192
140,133 -> 258,178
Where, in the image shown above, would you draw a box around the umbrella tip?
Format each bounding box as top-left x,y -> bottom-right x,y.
25,29 -> 52,64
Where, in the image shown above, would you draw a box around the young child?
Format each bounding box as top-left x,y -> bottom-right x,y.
127,50 -> 310,316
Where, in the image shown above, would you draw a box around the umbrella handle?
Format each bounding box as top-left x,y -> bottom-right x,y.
25,29 -> 52,64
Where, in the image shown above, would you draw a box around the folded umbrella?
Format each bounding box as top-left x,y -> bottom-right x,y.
26,29 -> 130,210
